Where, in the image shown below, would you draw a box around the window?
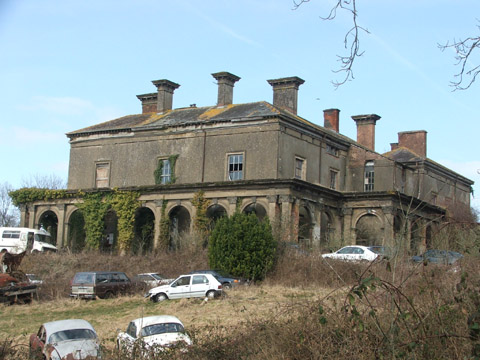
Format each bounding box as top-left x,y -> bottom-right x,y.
294,157 -> 306,180
95,162 -> 110,188
326,144 -> 339,156
228,153 -> 243,180
192,275 -> 208,285
364,161 -> 374,191
329,169 -> 338,190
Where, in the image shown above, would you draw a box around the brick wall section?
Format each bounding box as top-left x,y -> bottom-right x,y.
398,131 -> 427,157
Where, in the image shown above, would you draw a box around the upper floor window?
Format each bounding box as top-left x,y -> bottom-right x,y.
294,157 -> 306,180
228,153 -> 243,181
326,144 -> 339,156
95,162 -> 110,188
154,155 -> 178,185
364,161 -> 374,191
329,169 -> 338,190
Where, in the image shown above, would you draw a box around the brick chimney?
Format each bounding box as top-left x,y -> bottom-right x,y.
136,93 -> 157,114
323,108 -> 340,132
390,142 -> 399,151
398,130 -> 427,157
212,71 -> 240,106
352,114 -> 381,150
151,79 -> 180,113
267,76 -> 305,115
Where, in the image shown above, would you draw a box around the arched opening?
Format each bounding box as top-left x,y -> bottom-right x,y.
425,225 -> 433,250
320,212 -> 333,250
356,214 -> 382,246
243,203 -> 267,221
169,206 -> 191,250
39,210 -> 58,246
410,219 -> 421,254
133,207 -> 155,254
298,206 -> 313,247
67,210 -> 86,253
206,204 -> 227,230
102,210 -> 118,252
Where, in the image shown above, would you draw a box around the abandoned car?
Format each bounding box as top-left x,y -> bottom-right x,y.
146,273 -> 222,302
117,315 -> 192,354
70,271 -> 132,299
29,319 -> 101,360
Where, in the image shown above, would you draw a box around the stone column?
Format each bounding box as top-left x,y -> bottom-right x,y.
381,206 -> 395,248
56,204 -> 66,248
227,197 -> 238,216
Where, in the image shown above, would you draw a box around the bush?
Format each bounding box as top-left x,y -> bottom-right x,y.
208,213 -> 276,281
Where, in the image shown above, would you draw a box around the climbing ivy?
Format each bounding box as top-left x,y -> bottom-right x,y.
153,155 -> 179,185
158,199 -> 170,251
9,188 -> 74,207
192,190 -> 211,242
109,189 -> 140,253
75,192 -> 110,250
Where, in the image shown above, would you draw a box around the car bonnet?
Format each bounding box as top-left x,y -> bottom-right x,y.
143,332 -> 192,347
49,339 -> 99,359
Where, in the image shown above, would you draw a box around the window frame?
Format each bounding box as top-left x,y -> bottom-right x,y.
329,168 -> 339,190
326,143 -> 339,157
364,161 -> 375,192
95,161 -> 110,188
294,156 -> 306,180
226,152 -> 245,181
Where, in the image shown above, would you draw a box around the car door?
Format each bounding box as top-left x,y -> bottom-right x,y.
30,326 -> 46,358
118,322 -> 137,350
168,276 -> 191,299
190,275 -> 210,298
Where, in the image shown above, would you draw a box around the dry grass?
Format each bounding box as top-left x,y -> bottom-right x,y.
2,249 -> 480,359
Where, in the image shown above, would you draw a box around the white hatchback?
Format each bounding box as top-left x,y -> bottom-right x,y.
145,273 -> 222,302
117,315 -> 191,354
322,245 -> 379,262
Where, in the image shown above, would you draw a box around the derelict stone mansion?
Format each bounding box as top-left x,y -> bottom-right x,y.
18,72 -> 473,253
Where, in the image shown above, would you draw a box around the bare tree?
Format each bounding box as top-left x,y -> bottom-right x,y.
21,173 -> 66,189
0,182 -> 19,227
293,0 -> 367,88
439,21 -> 480,90
293,1 -> 479,90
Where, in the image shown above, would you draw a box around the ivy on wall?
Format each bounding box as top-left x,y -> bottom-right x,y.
109,189 -> 140,252
75,192 -> 110,250
158,199 -> 170,251
154,155 -> 179,185
9,188 -> 73,207
192,190 -> 211,242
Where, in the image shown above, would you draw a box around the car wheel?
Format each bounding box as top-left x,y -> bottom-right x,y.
154,293 -> 167,302
103,291 -> 114,299
206,290 -> 217,299
223,282 -> 232,290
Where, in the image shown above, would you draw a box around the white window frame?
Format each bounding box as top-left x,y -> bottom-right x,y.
227,152 -> 244,181
364,161 -> 374,192
159,158 -> 172,184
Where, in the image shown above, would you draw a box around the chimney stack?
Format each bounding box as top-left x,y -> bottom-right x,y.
390,142 -> 399,151
151,79 -> 180,113
212,71 -> 240,106
323,108 -> 340,132
398,130 -> 427,157
352,114 -> 381,150
136,93 -> 157,114
267,76 -> 305,115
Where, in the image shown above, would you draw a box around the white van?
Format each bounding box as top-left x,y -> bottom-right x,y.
0,227 -> 57,254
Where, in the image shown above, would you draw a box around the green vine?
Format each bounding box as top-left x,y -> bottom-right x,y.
75,192 -> 110,250
192,190 -> 211,241
109,189 -> 140,252
9,188 -> 74,207
154,155 -> 179,185
158,199 -> 170,251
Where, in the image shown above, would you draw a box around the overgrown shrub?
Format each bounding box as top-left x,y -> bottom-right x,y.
208,212 -> 276,281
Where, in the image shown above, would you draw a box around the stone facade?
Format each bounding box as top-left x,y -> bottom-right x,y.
20,72 -> 474,254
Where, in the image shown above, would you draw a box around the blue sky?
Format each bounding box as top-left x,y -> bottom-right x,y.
0,0 -> 479,210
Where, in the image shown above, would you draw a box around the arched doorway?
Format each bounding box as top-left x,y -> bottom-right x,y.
67,210 -> 86,253
356,214 -> 382,246
206,204 -> 227,230
102,210 -> 118,252
243,203 -> 267,221
133,207 -> 155,254
39,210 -> 58,246
298,206 -> 313,246
320,212 -> 333,250
169,206 -> 191,250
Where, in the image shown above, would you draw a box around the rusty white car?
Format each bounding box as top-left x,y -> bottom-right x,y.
29,319 -> 101,359
322,245 -> 380,262
117,315 -> 192,354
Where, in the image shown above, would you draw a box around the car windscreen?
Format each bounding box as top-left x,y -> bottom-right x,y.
140,323 -> 185,337
73,273 -> 95,284
49,329 -> 97,343
151,274 -> 164,280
